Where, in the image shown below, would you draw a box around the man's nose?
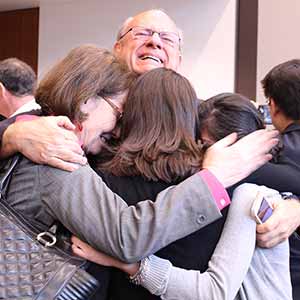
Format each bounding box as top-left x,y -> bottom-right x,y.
145,32 -> 163,49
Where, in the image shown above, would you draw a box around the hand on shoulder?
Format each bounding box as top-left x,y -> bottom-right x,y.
2,116 -> 87,171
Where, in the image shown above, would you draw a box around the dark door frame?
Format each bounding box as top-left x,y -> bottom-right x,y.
0,7 -> 39,74
235,0 -> 258,100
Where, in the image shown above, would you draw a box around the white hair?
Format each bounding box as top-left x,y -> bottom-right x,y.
116,16 -> 134,40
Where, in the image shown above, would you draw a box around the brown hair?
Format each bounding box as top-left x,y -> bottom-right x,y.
100,68 -> 202,182
261,59 -> 300,120
36,44 -> 135,122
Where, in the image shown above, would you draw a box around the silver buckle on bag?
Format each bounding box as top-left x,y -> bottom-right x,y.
37,231 -> 57,247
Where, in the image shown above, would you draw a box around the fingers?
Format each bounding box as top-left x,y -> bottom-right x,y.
256,232 -> 285,248
239,129 -> 278,146
54,116 -> 76,131
62,140 -> 84,156
46,142 -> 87,164
71,236 -> 87,249
71,237 -> 109,264
263,128 -> 279,138
257,217 -> 279,234
20,117 -> 86,167
72,243 -> 87,258
244,129 -> 279,141
256,200 -> 300,248
256,222 -> 289,248
36,116 -> 78,142
251,153 -> 273,169
256,137 -> 279,156
61,130 -> 81,143
202,129 -> 279,188
26,141 -> 86,169
210,132 -> 238,149
235,129 -> 279,154
233,130 -> 278,172
254,130 -> 279,151
48,118 -> 79,143
71,236 -> 90,258
71,236 -> 80,245
256,216 -> 282,248
46,157 -> 83,172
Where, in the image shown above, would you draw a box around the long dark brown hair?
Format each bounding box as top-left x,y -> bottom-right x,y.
36,44 -> 135,122
100,68 -> 202,182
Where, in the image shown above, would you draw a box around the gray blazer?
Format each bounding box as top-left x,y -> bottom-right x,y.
5,156 -> 222,262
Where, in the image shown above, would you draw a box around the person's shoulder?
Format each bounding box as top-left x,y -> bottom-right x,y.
282,123 -> 300,137
39,163 -> 101,186
38,163 -> 109,200
281,123 -> 300,151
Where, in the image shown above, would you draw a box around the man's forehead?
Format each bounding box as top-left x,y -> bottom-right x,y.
127,11 -> 178,33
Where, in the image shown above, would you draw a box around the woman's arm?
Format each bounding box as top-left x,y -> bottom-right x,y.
40,163 -> 222,263
72,184 -> 292,300
140,184 -> 291,300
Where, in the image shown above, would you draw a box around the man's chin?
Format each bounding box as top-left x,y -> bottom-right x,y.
133,63 -> 163,74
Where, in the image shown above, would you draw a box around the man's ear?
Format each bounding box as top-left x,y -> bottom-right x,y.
178,53 -> 182,67
0,82 -> 6,98
113,41 -> 122,55
269,98 -> 280,115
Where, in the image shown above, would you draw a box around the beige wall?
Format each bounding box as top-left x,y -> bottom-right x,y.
38,0 -> 237,99
257,0 -> 300,103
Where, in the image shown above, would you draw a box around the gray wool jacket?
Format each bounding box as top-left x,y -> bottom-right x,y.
4,155 -> 222,262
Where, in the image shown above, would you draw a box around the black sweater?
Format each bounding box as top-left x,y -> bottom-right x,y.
97,171 -> 228,300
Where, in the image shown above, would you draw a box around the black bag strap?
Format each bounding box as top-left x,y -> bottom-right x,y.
0,154 -> 20,199
0,156 -> 100,298
0,154 -> 58,246
1,157 -> 58,243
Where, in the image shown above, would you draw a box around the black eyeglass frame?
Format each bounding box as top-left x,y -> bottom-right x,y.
118,26 -> 181,47
101,96 -> 123,120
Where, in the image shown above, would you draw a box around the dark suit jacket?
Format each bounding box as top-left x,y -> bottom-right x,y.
235,123 -> 300,196
281,123 -> 300,163
280,123 -> 300,300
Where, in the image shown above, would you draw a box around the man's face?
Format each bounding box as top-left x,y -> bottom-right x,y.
114,11 -> 182,74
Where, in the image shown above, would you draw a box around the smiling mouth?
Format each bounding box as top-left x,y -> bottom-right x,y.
139,55 -> 163,64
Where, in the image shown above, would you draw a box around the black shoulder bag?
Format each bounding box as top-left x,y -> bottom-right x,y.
0,155 -> 100,299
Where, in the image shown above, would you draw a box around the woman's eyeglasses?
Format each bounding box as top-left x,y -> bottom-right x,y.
102,96 -> 123,120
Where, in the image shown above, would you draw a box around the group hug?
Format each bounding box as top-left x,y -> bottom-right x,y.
0,8 -> 299,300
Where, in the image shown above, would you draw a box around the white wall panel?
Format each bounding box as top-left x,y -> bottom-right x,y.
39,0 -> 237,99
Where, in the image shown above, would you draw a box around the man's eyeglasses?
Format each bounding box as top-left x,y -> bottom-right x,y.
118,26 -> 181,47
102,96 -> 123,120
